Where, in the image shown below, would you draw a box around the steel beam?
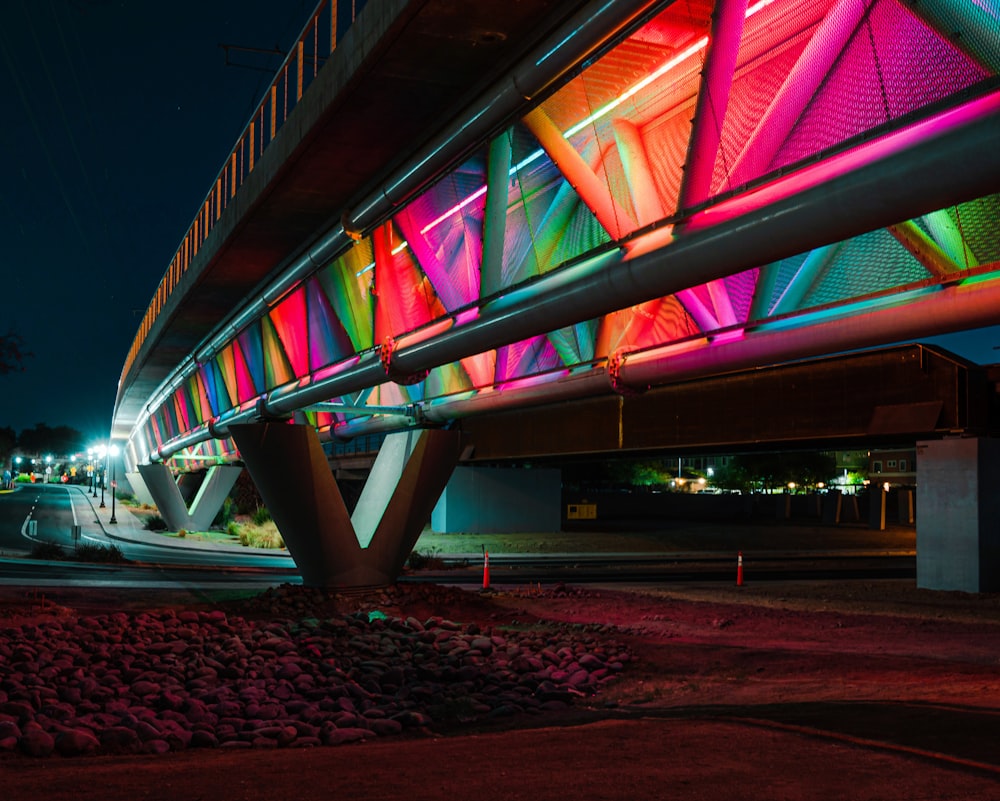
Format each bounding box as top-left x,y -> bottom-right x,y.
615,275 -> 1000,389
150,90 -> 1000,461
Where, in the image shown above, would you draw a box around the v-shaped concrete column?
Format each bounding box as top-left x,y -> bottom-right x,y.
137,463 -> 243,532
229,423 -> 461,589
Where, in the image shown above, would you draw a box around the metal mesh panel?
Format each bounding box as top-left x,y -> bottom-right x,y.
534,1 -> 712,233
874,0 -> 989,118
713,35 -> 809,194
774,0 -> 990,174
768,254 -> 811,317
592,141 -> 638,233
394,151 -> 487,312
642,103 -> 695,218
714,0 -> 825,192
509,123 -> 613,279
778,15 -> 895,168
551,202 -> 613,268
953,195 -> 1000,265
908,0 -> 1000,73
723,269 -> 759,325
802,229 -> 930,308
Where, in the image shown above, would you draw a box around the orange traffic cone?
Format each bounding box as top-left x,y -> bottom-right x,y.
482,549 -> 491,591
736,551 -> 744,587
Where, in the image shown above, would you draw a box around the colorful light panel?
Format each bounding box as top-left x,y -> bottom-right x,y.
139,0 -> 1000,459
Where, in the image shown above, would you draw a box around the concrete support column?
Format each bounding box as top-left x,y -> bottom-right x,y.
917,438 -> 1000,592
869,487 -> 887,531
841,494 -> 860,523
432,466 -> 561,533
138,463 -> 242,532
822,490 -> 843,524
230,423 -> 461,589
125,471 -> 155,507
897,489 -> 915,525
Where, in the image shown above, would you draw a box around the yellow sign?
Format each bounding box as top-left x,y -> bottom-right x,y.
566,503 -> 597,520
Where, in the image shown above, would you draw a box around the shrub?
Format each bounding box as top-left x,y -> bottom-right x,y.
407,548 -> 446,570
214,496 -> 237,527
234,520 -> 285,549
31,541 -> 67,561
177,529 -> 188,539
144,515 -> 168,531
251,506 -> 272,525
76,543 -> 128,563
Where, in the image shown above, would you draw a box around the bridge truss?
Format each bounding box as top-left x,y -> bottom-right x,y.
119,0 -> 1000,473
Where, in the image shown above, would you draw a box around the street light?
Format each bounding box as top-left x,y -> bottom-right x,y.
97,444 -> 107,508
87,449 -> 96,495
109,444 -> 120,524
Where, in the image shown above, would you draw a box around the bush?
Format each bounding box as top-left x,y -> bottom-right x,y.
233,520 -> 285,549
251,506 -> 272,525
407,548 -> 446,570
31,541 -> 68,561
214,496 -> 237,527
143,515 -> 168,531
76,543 -> 128,563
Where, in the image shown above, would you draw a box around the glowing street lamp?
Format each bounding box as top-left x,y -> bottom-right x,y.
87,449 -> 95,495
97,444 -> 107,508
109,444 -> 120,524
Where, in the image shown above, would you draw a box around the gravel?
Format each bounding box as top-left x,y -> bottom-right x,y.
0,584 -> 629,757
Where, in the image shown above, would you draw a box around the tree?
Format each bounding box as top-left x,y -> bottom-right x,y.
0,426 -> 15,468
17,424 -> 84,457
0,330 -> 30,374
719,451 -> 837,492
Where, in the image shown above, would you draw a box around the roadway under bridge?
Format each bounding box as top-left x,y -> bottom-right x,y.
109,0 -> 1000,592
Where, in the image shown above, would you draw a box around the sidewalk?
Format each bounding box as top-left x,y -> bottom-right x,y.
58,484 -> 917,563
67,485 -> 290,558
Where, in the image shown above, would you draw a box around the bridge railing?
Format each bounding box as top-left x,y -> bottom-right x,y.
122,0 -> 360,385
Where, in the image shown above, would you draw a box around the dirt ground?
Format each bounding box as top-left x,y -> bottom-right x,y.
2,575 -> 999,801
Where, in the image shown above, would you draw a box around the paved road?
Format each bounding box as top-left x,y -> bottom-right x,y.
0,484 -> 916,589
0,483 -> 298,587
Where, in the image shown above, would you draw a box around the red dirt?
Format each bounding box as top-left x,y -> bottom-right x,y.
2,579 -> 999,800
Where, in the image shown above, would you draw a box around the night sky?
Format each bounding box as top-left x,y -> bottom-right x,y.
2,1 -> 997,447
0,0 -> 314,441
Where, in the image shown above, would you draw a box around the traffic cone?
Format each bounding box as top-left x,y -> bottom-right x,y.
482,549 -> 491,591
736,551 -> 744,587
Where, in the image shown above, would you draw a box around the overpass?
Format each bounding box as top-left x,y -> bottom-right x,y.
111,0 -> 1000,590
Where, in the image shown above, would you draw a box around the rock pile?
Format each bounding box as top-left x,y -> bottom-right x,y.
0,584 -> 628,757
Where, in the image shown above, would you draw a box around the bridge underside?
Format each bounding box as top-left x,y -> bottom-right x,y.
117,0 -> 1000,473
113,0 -> 1000,591
456,345 -> 995,461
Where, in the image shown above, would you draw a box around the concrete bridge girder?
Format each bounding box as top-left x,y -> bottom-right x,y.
229,424 -> 461,588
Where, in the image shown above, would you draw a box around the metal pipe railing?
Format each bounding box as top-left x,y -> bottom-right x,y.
120,0 -> 350,385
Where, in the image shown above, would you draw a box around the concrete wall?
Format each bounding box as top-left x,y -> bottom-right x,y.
917,438 -> 1000,592
432,466 -> 561,533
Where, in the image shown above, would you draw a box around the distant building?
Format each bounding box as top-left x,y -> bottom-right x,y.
868,448 -> 917,487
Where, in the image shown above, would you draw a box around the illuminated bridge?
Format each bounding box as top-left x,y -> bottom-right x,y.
111,0 -> 1000,591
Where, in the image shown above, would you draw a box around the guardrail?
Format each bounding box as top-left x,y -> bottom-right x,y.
121,0 -> 356,384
